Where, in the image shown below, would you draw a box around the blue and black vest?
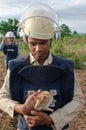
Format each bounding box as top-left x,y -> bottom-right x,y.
8,55 -> 74,130
3,43 -> 19,68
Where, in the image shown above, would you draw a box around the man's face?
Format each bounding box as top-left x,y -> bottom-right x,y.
27,37 -> 51,64
6,37 -> 14,44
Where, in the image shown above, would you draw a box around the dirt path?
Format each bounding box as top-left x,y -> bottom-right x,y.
0,54 -> 86,130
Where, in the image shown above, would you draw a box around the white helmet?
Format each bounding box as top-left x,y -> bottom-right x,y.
5,31 -> 15,38
18,3 -> 60,40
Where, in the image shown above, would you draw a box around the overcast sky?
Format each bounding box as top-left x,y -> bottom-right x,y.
0,0 -> 86,33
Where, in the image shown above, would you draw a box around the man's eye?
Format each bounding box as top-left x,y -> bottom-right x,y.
41,41 -> 47,45
29,43 -> 36,46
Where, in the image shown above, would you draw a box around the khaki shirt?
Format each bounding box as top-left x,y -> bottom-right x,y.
0,53 -> 84,130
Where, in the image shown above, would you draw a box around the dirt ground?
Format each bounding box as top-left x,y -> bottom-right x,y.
0,53 -> 86,130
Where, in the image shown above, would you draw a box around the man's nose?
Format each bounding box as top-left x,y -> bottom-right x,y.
35,45 -> 42,51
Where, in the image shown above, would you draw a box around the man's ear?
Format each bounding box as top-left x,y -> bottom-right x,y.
26,35 -> 28,43
23,34 -> 28,44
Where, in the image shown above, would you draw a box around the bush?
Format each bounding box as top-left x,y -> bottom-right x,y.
51,36 -> 86,69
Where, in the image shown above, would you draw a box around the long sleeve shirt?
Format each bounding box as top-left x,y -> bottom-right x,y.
0,52 -> 84,130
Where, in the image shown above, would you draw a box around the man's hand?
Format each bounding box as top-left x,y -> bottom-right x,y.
2,38 -> 7,43
24,110 -> 54,128
22,92 -> 37,114
14,91 -> 40,115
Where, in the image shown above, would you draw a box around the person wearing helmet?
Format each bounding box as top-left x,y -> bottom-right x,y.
0,31 -> 20,69
0,3 -> 84,130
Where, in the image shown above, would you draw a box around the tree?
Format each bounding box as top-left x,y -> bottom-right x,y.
72,31 -> 78,36
0,18 -> 19,38
60,24 -> 72,39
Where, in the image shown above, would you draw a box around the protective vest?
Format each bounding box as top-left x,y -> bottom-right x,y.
9,55 -> 74,130
3,43 -> 19,68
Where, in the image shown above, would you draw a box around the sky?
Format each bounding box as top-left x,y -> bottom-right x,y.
0,0 -> 86,33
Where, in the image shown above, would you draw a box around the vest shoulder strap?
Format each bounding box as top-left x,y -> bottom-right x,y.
52,55 -> 74,70
8,55 -> 30,71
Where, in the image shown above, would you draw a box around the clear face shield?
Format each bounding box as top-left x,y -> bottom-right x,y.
17,3 -> 61,41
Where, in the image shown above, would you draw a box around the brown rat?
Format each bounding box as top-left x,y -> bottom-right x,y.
34,91 -> 55,112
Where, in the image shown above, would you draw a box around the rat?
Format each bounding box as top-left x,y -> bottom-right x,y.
34,91 -> 55,112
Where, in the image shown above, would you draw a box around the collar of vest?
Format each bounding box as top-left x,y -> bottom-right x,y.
18,65 -> 66,83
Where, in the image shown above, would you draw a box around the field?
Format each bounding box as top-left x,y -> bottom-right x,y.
0,52 -> 86,130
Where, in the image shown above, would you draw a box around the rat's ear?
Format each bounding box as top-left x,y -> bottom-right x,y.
43,96 -> 47,99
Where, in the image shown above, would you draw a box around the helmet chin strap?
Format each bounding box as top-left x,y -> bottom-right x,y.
54,26 -> 61,41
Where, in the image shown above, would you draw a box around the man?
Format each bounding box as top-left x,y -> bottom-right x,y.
0,31 -> 20,69
0,3 -> 84,130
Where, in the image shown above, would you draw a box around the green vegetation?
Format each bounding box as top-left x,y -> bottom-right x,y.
1,34 -> 86,69
0,34 -> 86,69
51,35 -> 86,69
19,43 -> 29,56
